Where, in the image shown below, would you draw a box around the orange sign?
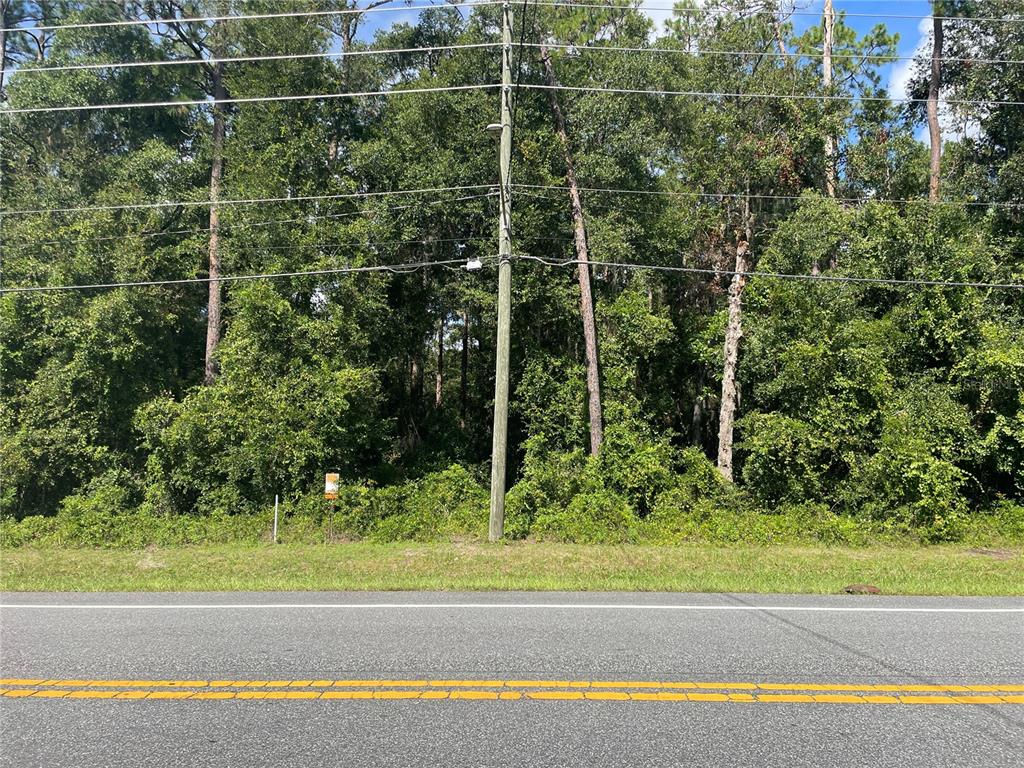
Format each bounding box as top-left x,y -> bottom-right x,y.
324,473 -> 339,500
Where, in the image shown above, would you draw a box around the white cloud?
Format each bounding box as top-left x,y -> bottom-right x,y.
888,16 -> 978,143
887,16 -> 931,103
639,0 -> 707,39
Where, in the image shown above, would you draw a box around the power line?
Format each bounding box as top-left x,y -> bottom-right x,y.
236,235 -> 496,251
13,76 -> 1015,117
525,2 -> 1024,25
3,192 -> 497,249
521,41 -> 1024,67
519,82 -> 1024,107
514,183 -> 1024,209
0,256 -> 496,296
5,0 -> 1020,34
519,254 -> 1024,291
0,82 -> 498,116
0,1 -> 500,34
1,185 -> 493,217
11,43 -> 501,75
17,39 -> 1015,77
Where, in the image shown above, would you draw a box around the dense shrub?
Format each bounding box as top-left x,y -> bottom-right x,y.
532,488 -> 638,544
368,465 -> 488,542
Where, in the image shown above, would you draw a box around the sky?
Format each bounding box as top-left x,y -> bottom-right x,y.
358,1 -> 938,97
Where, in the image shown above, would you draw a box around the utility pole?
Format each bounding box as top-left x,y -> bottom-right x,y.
488,2 -> 513,541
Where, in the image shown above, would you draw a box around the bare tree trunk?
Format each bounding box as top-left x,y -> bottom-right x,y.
822,0 -> 837,199
0,0 -> 10,97
460,310 -> 469,429
717,240 -> 750,482
434,316 -> 444,408
203,59 -> 226,385
539,44 -> 603,456
691,365 -> 705,447
927,11 -> 943,202
411,354 -> 423,403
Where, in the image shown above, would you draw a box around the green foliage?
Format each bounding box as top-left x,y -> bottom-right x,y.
2,1 -> 1023,547
532,487 -> 638,544
368,465 -> 488,542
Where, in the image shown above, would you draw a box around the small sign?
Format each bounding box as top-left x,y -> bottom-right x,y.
324,473 -> 339,500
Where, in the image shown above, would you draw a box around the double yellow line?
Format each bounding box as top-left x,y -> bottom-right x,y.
2,678 -> 1023,705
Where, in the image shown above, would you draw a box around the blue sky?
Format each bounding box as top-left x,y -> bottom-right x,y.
358,0 -> 937,101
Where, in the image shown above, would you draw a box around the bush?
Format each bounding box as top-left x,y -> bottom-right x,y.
532,488 -> 638,544
739,413 -> 825,505
503,438 -> 587,539
597,423 -> 677,516
959,500 -> 1024,545
845,444 -> 969,542
368,465 -> 488,542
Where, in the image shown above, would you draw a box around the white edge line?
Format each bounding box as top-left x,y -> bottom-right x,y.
0,604 -> 1021,613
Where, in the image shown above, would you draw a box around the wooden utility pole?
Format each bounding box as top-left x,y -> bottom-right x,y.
927,5 -> 943,202
203,46 -> 226,385
822,0 -> 837,198
488,2 -> 513,541
539,44 -> 604,456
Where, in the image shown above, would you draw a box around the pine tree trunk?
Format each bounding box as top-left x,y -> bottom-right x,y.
460,310 -> 469,429
411,354 -> 423,403
716,241 -> 750,482
539,44 -> 604,456
434,316 -> 444,408
203,59 -> 226,386
927,12 -> 943,202
0,1 -> 10,96
692,365 -> 705,447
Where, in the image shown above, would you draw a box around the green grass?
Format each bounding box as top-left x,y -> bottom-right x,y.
1,542 -> 1022,595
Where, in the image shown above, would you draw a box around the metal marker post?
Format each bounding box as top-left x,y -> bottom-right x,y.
488,2 -> 514,542
273,494 -> 279,544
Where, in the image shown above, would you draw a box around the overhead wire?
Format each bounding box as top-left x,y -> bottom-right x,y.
4,1 -> 1020,294
7,1 -> 1019,35
518,254 -> 1024,291
7,40 -> 1021,76
0,82 -> 499,115
11,42 -> 502,75
514,183 -> 1024,209
0,185 -> 494,217
519,2 -> 1024,25
0,1 -> 502,34
518,41 -> 1024,67
10,77 -> 1019,116
3,192 -> 497,249
518,82 -> 1024,107
235,235 -> 497,251
0,256 -> 499,296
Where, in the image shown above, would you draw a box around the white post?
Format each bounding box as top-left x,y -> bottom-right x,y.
273,494 -> 279,544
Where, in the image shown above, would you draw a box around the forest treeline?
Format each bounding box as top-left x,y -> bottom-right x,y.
1,0 -> 1022,545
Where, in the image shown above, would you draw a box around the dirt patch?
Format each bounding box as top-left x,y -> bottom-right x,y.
965,547 -> 1018,561
136,548 -> 166,570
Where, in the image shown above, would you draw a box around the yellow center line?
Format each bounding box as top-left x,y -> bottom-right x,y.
4,677 -> 1023,693
1,686 -> 1022,705
2,678 -> 1023,703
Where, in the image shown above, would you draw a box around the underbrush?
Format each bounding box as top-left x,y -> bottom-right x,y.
2,456 -> 1021,550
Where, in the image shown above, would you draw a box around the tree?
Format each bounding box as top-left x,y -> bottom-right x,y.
927,3 -> 943,202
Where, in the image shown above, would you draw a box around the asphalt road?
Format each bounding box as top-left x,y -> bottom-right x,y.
1,592 -> 1022,767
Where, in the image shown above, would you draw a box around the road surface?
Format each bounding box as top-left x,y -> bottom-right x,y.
1,592 -> 1022,767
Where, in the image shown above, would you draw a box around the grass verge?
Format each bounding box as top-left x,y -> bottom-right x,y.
1,542 -> 1022,595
